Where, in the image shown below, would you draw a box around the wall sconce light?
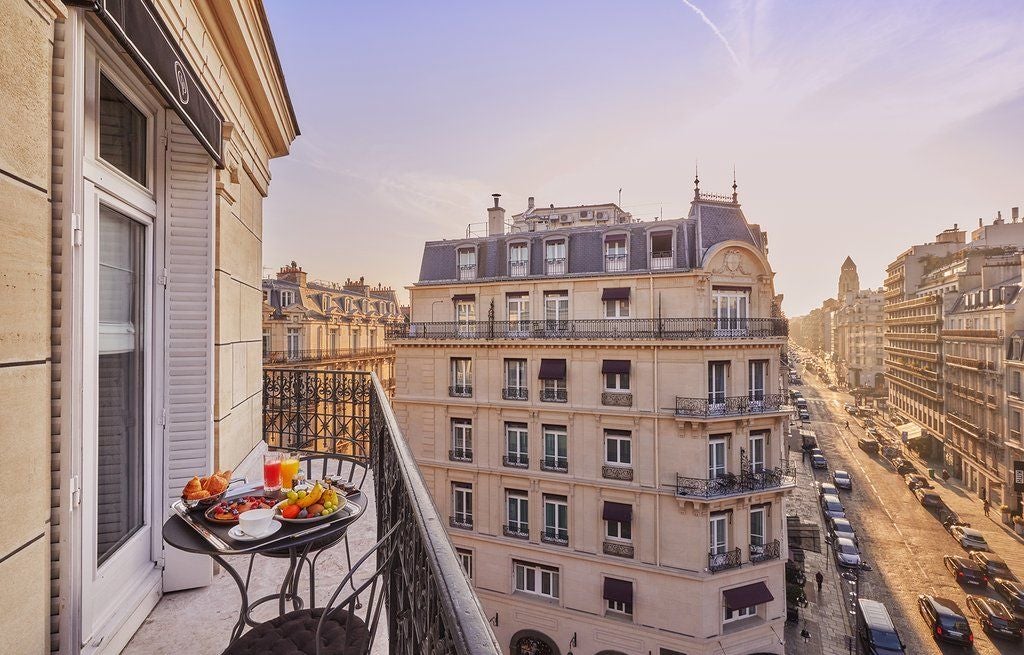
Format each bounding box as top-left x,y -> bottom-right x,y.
488,612 -> 499,627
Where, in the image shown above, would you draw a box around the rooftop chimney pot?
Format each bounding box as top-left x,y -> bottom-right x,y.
487,194 -> 506,236
1013,207 -> 1020,222
528,196 -> 535,210
492,193 -> 501,209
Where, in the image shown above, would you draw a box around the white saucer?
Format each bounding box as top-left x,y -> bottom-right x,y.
228,521 -> 283,542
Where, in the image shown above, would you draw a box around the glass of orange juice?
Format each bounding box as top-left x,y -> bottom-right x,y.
280,453 -> 301,490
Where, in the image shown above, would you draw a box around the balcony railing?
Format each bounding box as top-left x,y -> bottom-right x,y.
503,524 -> 530,540
605,252 -> 628,272
602,465 -> 634,481
262,369 -> 501,654
676,467 -> 795,499
601,391 -> 633,407
458,263 -> 477,280
603,541 -> 635,558
263,346 -> 395,365
674,394 -> 787,418
545,257 -> 566,275
540,388 -> 568,403
502,454 -> 529,469
449,384 -> 473,398
540,457 -> 568,473
509,260 -> 529,277
449,516 -> 474,530
388,317 -> 788,341
541,529 -> 569,546
449,448 -> 473,462
709,548 -> 742,573
650,252 -> 674,270
749,539 -> 781,564
502,386 -> 529,401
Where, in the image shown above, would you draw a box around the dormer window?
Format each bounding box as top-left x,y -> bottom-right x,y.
280,290 -> 294,307
509,242 -> 529,277
650,231 -> 674,270
321,294 -> 331,312
604,235 -> 627,272
458,247 -> 477,280
545,239 -> 567,275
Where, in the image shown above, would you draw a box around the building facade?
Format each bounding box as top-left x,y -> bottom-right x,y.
261,262 -> 404,390
0,1 -> 297,652
393,187 -> 792,655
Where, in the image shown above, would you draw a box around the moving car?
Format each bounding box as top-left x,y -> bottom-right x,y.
821,494 -> 846,519
951,525 -> 990,552
969,551 -> 1016,582
943,555 -> 988,586
917,595 -> 974,646
914,488 -> 943,508
799,409 -> 811,421
856,599 -> 906,654
834,537 -> 862,568
992,578 -> 1024,616
829,517 -> 857,544
904,474 -> 932,491
858,437 -> 879,454
816,481 -> 839,498
845,403 -> 859,415
965,595 -> 1023,641
832,470 -> 853,490
811,452 -> 827,469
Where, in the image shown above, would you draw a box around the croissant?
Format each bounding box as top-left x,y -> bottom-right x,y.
185,489 -> 211,501
204,474 -> 228,496
183,476 -> 202,497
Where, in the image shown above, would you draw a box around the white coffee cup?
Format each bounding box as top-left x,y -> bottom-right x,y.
237,507 -> 275,537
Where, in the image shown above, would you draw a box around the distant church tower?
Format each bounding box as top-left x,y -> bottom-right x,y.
838,256 -> 859,299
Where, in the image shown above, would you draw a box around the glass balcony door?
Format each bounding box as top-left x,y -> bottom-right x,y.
712,290 -> 749,335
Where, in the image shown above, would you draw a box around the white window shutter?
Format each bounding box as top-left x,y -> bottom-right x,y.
161,116 -> 215,591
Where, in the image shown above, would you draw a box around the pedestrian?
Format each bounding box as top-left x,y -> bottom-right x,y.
845,420 -> 849,430
983,500 -> 990,517
815,570 -> 824,594
802,448 -> 808,463
800,628 -> 811,643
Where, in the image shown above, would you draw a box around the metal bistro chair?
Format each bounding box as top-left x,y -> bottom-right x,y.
223,523 -> 398,655
247,448 -> 371,610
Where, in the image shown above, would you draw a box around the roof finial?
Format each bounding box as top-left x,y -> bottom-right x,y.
732,166 -> 738,203
694,162 -> 700,200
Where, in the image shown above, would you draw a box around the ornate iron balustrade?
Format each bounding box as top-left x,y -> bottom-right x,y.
674,394 -> 787,418
448,384 -> 473,398
709,548 -> 742,573
503,525 -> 529,540
602,465 -> 634,481
603,541 -> 635,558
502,455 -> 529,469
749,539 -> 781,564
509,260 -> 529,277
545,257 -> 567,275
650,253 -> 674,270
676,467 -> 794,499
502,387 -> 529,401
540,457 -> 568,473
605,253 -> 628,272
263,370 -> 501,653
264,346 -> 396,365
448,448 -> 473,462
540,388 -> 568,403
387,317 -> 788,341
449,516 -> 474,530
458,264 -> 477,280
601,391 -> 633,407
541,529 -> 569,546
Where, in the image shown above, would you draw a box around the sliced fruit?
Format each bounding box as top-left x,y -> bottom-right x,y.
296,483 -> 323,508
280,504 -> 300,519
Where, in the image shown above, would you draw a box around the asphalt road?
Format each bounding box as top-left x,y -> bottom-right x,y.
794,371 -> 1022,655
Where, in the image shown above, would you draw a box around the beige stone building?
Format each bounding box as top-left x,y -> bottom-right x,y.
1003,332 -> 1024,515
393,186 -> 793,655
830,258 -> 885,389
261,262 -> 404,390
0,1 -> 296,652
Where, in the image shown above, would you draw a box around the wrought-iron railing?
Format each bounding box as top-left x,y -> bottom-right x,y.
449,516 -> 474,530
502,454 -> 529,469
264,346 -> 395,365
539,388 -> 568,403
540,457 -> 568,473
709,548 -> 742,573
674,393 -> 787,417
603,541 -> 635,558
749,539 -> 781,564
605,253 -> 628,272
509,260 -> 529,277
449,384 -> 473,398
676,467 -> 795,499
448,448 -> 473,462
541,529 -> 569,546
503,524 -> 529,540
263,369 -> 501,654
502,387 -> 529,401
387,317 -> 788,341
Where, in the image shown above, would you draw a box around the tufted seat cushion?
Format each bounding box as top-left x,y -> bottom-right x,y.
222,608 -> 371,655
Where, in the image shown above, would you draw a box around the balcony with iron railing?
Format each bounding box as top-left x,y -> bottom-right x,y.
502,454 -> 529,469
509,259 -> 529,277
650,251 -> 674,270
541,528 -> 569,546
502,386 -> 529,401
540,457 -> 568,473
449,384 -> 473,398
388,317 -> 788,341
943,328 -> 1003,341
539,387 -> 568,403
709,548 -> 742,573
458,263 -> 477,280
604,252 -> 628,272
749,539 -> 782,564
545,257 -> 566,275
449,447 -> 473,463
263,346 -> 396,365
674,394 -> 787,419
676,467 -> 796,500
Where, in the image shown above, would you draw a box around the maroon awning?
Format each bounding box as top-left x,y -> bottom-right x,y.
603,578 -> 633,604
601,287 -> 630,301
602,502 -> 632,522
602,360 -> 630,375
452,294 -> 475,302
538,359 -> 566,380
722,582 -> 774,610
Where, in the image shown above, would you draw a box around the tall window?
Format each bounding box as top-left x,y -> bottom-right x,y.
604,364 -> 630,392
286,328 -> 300,359
605,430 -> 632,467
456,548 -> 473,580
506,491 -> 529,536
457,248 -> 477,280
649,231 -> 673,269
456,299 -> 475,324
605,236 -> 627,272
509,242 -> 529,277
605,297 -> 629,318
545,239 -> 567,275
750,506 -> 766,548
539,358 -> 567,402
543,291 -> 569,331
505,423 -> 529,467
504,359 -> 528,400
709,437 -> 727,478
451,419 -> 472,461
749,359 -> 768,401
262,330 -> 271,356
450,357 -> 472,397
513,561 -> 559,599
452,483 -> 473,528
710,514 -> 728,555
605,503 -> 633,542
280,290 -> 294,307
712,289 -> 749,332
604,579 -> 634,616
350,328 -> 360,350
329,329 -> 338,352
543,495 -> 569,544
748,432 -> 766,473
708,361 -> 728,407
543,425 -> 568,471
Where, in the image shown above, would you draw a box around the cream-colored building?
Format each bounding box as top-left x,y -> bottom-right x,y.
1004,332 -> 1024,515
0,1 -> 296,652
393,186 -> 793,655
830,258 -> 885,389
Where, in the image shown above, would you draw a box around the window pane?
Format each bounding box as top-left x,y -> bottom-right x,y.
99,75 -> 147,185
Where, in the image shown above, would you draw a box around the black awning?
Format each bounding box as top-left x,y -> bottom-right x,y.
722,582 -> 774,610
602,360 -> 631,375
601,287 -> 630,301
452,294 -> 475,302
603,578 -> 633,604
602,502 -> 632,522
538,359 -> 566,379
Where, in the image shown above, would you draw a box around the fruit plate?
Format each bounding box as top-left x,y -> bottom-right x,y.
204,495 -> 277,524
273,496 -> 357,524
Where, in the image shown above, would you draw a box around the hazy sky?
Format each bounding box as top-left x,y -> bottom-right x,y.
262,1 -> 1024,315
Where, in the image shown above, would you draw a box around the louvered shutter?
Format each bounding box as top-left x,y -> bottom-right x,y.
162,115 -> 215,591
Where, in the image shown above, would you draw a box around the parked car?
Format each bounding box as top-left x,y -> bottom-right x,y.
821,494 -> 846,519
828,384 -> 838,391
904,474 -> 932,490
992,578 -> 1024,616
939,507 -> 970,532
866,427 -> 879,437
944,555 -> 988,586
829,517 -> 857,545
816,481 -> 839,498
951,526 -> 990,552
969,551 -> 1016,582
832,470 -> 853,490
845,403 -> 858,415
915,488 -> 943,508
858,437 -> 879,454
856,599 -> 906,654
834,536 -> 862,568
965,595 -> 1023,641
893,458 -> 919,476
811,453 -> 828,469
799,410 -> 811,421
917,595 -> 974,646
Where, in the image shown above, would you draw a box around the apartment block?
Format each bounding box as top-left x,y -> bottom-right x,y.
393,186 -> 793,655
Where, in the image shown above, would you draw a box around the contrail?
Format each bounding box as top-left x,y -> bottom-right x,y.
679,0 -> 742,70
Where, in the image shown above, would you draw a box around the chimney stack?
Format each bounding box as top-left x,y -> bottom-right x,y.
979,217 -> 984,227
995,210 -> 1004,225
487,193 -> 505,236
1013,207 -> 1020,222
528,196 -> 535,211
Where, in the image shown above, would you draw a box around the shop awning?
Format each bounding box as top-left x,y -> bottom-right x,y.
897,423 -> 923,441
722,582 -> 774,610
538,359 -> 566,380
452,294 -> 475,302
602,502 -> 632,522
601,287 -> 630,301
601,360 -> 630,374
603,578 -> 633,604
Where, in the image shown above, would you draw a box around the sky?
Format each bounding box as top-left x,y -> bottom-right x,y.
262,0 -> 1024,316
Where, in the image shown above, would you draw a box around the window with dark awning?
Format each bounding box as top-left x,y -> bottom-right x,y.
601,287 -> 630,301
602,360 -> 631,375
452,294 -> 475,302
722,582 -> 774,609
538,359 -> 567,379
602,502 -> 632,522
603,578 -> 633,604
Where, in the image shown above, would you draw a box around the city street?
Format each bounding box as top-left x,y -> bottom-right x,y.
791,369 -> 1024,655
